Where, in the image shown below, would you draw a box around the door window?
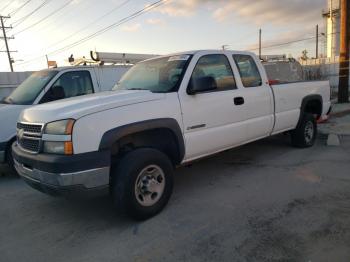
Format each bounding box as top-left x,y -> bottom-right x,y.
189,54 -> 237,92
233,55 -> 262,87
40,71 -> 93,103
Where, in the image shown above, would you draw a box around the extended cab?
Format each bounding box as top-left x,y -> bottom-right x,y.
0,65 -> 130,169
12,50 -> 331,220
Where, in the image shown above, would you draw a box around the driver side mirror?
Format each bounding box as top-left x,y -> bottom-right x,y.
187,76 -> 217,95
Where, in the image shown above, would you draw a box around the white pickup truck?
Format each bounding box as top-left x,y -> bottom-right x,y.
12,50 -> 331,220
0,65 -> 130,169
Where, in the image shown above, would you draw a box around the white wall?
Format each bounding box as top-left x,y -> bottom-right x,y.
0,72 -> 33,99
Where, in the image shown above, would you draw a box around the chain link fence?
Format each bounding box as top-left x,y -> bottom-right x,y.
300,57 -> 341,99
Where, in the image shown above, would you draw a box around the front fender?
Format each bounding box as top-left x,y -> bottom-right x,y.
99,118 -> 185,163
0,104 -> 29,143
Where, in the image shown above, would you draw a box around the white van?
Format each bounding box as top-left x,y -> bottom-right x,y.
0,65 -> 130,168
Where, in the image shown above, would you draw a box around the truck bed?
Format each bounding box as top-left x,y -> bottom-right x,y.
271,80 -> 331,134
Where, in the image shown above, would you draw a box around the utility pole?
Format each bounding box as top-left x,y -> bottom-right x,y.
0,15 -> 15,72
316,24 -> 319,59
338,0 -> 349,103
259,28 -> 262,60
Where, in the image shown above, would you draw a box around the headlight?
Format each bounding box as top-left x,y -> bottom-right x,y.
43,119 -> 75,155
44,119 -> 75,135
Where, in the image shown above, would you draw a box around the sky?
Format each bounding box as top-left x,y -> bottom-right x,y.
0,0 -> 327,72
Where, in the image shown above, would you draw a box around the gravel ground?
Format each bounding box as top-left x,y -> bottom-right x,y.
1,134 -> 350,262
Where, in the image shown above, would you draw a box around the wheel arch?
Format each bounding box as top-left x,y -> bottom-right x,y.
99,118 -> 185,165
5,136 -> 16,162
299,94 -> 323,121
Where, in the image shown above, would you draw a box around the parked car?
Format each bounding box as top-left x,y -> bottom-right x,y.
0,65 -> 130,169
12,50 -> 331,220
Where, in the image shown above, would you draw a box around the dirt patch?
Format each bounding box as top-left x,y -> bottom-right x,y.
236,192 -> 350,262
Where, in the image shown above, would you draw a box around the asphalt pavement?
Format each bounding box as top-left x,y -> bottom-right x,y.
1,134 -> 350,262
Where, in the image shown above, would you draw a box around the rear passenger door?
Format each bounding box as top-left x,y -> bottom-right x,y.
232,54 -> 274,141
180,54 -> 248,160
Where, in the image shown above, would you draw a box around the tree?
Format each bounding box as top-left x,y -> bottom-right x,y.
300,50 -> 309,61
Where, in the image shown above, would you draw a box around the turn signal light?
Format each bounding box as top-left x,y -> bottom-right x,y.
64,141 -> 73,155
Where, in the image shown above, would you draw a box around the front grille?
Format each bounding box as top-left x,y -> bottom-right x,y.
17,122 -> 43,153
17,122 -> 43,134
19,138 -> 40,153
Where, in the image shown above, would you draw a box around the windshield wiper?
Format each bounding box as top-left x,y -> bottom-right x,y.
1,97 -> 13,104
127,88 -> 149,91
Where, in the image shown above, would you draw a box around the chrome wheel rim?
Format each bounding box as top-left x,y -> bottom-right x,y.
304,121 -> 314,143
135,165 -> 165,207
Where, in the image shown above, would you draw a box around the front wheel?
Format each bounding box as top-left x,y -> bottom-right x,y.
291,113 -> 317,148
111,148 -> 174,220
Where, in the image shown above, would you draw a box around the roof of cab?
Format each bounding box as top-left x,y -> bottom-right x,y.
140,49 -> 256,63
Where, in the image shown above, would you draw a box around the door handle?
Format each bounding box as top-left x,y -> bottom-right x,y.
233,97 -> 245,105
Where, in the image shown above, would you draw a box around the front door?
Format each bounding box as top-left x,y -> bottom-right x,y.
179,53 -> 248,161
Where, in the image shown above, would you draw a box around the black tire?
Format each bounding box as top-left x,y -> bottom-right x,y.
111,148 -> 174,220
291,113 -> 317,148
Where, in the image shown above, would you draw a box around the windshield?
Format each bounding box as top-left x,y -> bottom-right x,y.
113,55 -> 192,93
2,70 -> 58,105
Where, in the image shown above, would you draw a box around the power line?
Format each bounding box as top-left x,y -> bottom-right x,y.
16,0 -> 169,66
26,0 -> 96,35
248,36 -> 317,51
12,0 -> 53,27
247,31 -> 341,52
51,0 -> 168,52
12,0 -> 75,35
9,0 -> 33,16
43,0 -> 131,50
0,1 -> 14,13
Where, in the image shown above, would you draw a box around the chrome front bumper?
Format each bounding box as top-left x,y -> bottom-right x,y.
14,159 -> 110,197
12,142 -> 111,197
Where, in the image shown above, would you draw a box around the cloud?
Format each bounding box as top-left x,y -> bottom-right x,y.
157,0 -> 205,17
121,23 -> 141,32
71,0 -> 83,4
158,0 -> 326,25
146,18 -> 166,26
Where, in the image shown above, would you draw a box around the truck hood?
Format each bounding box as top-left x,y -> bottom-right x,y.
0,103 -> 30,142
20,90 -> 165,123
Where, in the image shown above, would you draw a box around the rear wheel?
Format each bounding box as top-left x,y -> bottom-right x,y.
111,148 -> 174,220
291,113 -> 317,148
